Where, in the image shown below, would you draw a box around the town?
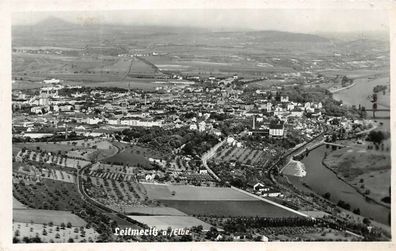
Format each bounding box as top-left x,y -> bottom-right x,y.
11,13 -> 391,243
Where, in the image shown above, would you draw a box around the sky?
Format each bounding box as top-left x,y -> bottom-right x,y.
11,8 -> 390,34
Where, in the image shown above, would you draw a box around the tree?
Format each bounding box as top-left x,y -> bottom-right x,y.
67,222 -> 72,228
60,222 -> 66,229
205,226 -> 219,240
367,131 -> 385,145
193,225 -> 203,234
32,234 -> 42,243
180,234 -> 193,241
323,192 -> 331,200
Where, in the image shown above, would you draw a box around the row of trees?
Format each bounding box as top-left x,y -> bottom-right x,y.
216,216 -> 317,236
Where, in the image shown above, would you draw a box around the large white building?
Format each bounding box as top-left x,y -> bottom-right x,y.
269,121 -> 285,137
120,118 -> 162,127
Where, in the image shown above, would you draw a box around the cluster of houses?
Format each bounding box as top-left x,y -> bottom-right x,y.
253,182 -> 283,198
13,76 -> 327,144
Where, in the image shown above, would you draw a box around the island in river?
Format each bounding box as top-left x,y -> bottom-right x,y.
323,140 -> 391,207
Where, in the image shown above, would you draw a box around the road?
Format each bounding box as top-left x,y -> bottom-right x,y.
200,138 -> 312,219
201,139 -> 226,182
271,129 -> 328,176
75,143 -> 145,228
230,186 -> 310,218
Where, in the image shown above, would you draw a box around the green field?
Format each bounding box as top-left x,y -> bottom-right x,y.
12,49 -> 168,85
143,184 -> 258,201
13,179 -> 83,211
160,200 -> 301,218
14,142 -> 81,153
105,145 -> 163,169
13,197 -> 28,209
13,52 -> 130,81
142,184 -> 301,218
122,207 -> 187,216
14,209 -> 87,227
14,140 -> 117,164
324,146 -> 391,205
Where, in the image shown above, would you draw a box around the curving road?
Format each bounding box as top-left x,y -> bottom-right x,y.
201,139 -> 226,182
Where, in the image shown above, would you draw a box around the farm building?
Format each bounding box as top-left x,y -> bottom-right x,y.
253,182 -> 266,191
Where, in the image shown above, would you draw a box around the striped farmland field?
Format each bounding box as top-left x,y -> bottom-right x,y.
224,147 -> 239,161
251,151 -> 264,164
238,149 -> 252,162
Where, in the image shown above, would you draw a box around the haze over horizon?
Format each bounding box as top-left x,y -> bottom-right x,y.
12,9 -> 389,35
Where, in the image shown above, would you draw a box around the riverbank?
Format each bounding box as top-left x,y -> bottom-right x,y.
279,162 -> 391,235
293,145 -> 390,225
321,150 -> 390,209
329,81 -> 357,94
280,159 -> 306,177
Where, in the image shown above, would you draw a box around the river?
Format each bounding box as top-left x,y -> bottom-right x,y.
332,77 -> 390,109
286,75 -> 391,225
332,76 -> 390,132
288,145 -> 390,225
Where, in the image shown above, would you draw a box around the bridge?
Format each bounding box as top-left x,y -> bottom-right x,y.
365,109 -> 390,112
323,142 -> 348,148
292,140 -> 349,160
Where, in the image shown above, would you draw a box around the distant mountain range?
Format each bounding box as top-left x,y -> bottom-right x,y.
14,16 -> 210,34
12,17 -> 388,51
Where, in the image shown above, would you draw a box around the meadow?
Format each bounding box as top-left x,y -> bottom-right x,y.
323,145 -> 391,205
160,200 -> 300,218
12,51 -> 166,84
142,183 -> 257,201
13,179 -> 83,211
14,209 -> 87,226
123,207 -> 186,216
104,145 -> 163,169
13,197 -> 28,209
